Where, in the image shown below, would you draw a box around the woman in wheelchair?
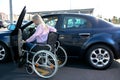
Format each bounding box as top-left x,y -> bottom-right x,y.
23,14 -> 57,51
20,15 -> 67,78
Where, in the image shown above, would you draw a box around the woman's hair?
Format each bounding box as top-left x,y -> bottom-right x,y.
32,14 -> 46,26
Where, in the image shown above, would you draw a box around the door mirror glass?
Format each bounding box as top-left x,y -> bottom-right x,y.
8,24 -> 16,30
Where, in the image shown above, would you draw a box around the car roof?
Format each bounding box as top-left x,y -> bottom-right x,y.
42,13 -> 95,18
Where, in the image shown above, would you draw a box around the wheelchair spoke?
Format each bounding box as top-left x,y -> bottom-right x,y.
45,53 -> 49,65
35,55 -> 41,64
35,62 -> 52,68
35,63 -> 45,67
47,60 -> 54,69
32,50 -> 58,78
35,54 -> 51,68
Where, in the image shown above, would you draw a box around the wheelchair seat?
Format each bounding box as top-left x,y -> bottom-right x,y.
30,32 -> 59,52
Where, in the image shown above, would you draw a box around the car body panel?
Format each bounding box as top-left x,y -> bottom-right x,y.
0,31 -> 11,47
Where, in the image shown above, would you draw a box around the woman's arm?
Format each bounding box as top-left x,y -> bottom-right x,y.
26,25 -> 43,42
48,26 -> 57,32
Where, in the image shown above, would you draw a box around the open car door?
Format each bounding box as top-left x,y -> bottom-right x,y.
10,6 -> 26,62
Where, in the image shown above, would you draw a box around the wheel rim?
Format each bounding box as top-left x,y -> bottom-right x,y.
32,50 -> 58,78
90,48 -> 110,67
0,45 -> 6,60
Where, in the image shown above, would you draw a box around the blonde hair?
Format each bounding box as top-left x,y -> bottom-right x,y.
32,14 -> 46,26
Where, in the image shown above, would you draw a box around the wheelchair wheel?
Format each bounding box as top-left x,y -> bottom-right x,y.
55,46 -> 67,68
26,64 -> 34,75
32,50 -> 58,78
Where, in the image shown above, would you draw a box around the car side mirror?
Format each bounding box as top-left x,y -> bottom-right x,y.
8,24 -> 16,30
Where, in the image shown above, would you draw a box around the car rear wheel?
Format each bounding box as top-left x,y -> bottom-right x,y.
86,44 -> 114,69
0,43 -> 9,62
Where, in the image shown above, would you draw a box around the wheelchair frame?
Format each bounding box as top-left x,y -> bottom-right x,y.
21,40 -> 67,78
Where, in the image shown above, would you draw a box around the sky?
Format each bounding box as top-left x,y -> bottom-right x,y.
0,0 -> 120,18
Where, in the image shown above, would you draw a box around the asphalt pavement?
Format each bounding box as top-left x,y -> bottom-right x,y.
0,59 -> 120,80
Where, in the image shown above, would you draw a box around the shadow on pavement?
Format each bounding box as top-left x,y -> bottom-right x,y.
66,58 -> 92,69
0,62 -> 16,77
66,58 -> 120,70
0,59 -> 120,80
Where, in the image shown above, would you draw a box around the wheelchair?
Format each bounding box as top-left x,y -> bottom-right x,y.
17,29 -> 67,78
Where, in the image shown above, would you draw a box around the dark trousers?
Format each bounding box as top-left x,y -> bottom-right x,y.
23,41 -> 49,52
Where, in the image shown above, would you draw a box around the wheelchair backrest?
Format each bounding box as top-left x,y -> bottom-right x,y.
47,32 -> 59,45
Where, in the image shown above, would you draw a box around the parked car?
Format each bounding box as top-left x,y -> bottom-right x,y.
3,21 -> 9,28
13,21 -> 17,25
0,20 -> 4,28
0,7 -> 120,70
0,20 -> 9,28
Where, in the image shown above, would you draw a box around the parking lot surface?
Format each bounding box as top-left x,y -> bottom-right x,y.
0,59 -> 120,80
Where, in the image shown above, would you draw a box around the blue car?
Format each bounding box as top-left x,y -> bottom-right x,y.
0,7 -> 120,69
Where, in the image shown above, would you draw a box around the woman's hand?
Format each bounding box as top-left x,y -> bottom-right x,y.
22,40 -> 26,43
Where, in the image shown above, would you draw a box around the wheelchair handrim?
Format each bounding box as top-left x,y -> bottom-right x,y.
32,50 -> 58,78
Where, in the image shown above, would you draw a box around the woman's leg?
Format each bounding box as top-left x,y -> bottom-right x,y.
23,42 -> 34,51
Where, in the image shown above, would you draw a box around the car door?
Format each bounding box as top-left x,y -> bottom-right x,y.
10,6 -> 26,62
58,15 -> 93,56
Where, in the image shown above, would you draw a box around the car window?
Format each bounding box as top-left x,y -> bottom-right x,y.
62,16 -> 92,29
23,23 -> 36,40
43,16 -> 58,27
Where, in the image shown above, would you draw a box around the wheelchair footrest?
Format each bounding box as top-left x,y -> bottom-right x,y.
36,67 -> 50,76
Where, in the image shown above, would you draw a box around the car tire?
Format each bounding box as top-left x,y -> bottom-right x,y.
0,43 -> 9,62
86,44 -> 114,70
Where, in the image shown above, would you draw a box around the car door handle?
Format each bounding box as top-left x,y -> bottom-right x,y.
78,33 -> 90,37
59,35 -> 64,39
